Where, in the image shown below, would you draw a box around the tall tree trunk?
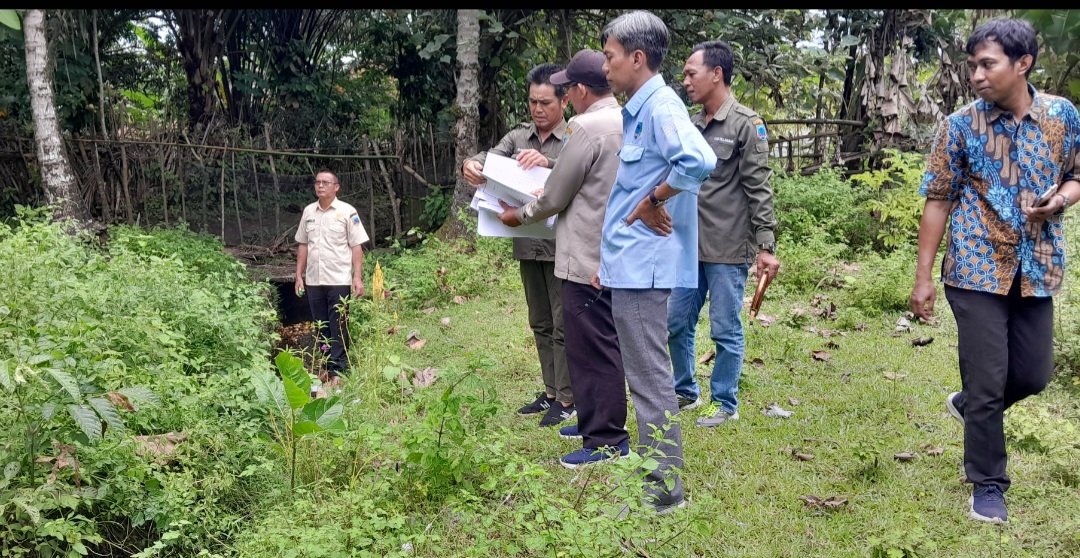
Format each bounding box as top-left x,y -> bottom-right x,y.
439,9 -> 480,242
24,9 -> 91,227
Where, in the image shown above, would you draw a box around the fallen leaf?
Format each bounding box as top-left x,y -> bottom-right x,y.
436,267 -> 448,276
854,323 -> 868,331
788,397 -> 800,406
802,326 -> 819,334
894,317 -> 911,333
883,371 -> 908,381
387,325 -> 401,335
911,337 -> 934,347
756,314 -> 775,327
106,391 -> 136,412
798,495 -> 847,509
825,341 -> 840,349
405,331 -> 427,350
840,372 -> 851,383
811,350 -> 831,361
440,317 -> 451,327
698,348 -> 716,364
762,404 -> 794,418
920,444 -> 945,456
750,358 -> 765,368
412,367 -> 439,387
810,293 -> 829,307
421,307 -> 435,315
133,432 -> 186,465
779,446 -> 794,454
505,306 -> 515,314
794,452 -> 815,461
893,452 -> 918,462
452,295 -> 466,304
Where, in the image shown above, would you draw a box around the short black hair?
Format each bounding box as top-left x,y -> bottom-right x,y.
692,40 -> 734,86
316,170 -> 339,184
527,63 -> 568,98
966,18 -> 1038,78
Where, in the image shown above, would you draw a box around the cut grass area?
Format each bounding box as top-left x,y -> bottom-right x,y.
324,253 -> 1080,558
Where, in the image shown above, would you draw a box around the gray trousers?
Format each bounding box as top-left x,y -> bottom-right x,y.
519,259 -> 572,403
611,288 -> 685,507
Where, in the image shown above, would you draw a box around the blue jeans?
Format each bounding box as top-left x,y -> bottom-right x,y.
667,261 -> 750,413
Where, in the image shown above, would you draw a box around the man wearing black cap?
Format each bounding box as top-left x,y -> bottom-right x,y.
495,49 -> 628,467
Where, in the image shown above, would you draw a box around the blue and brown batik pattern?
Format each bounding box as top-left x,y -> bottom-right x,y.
921,86 -> 1080,297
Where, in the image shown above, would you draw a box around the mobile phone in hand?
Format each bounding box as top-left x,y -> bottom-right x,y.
1035,184 -> 1059,207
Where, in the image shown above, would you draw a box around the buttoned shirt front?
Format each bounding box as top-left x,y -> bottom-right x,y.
517,96 -> 624,284
921,84 -> 1080,297
295,198 -> 369,286
599,74 -> 717,289
692,94 -> 777,264
467,120 -> 566,261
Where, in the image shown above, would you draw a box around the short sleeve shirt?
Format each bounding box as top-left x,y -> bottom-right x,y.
295,199 -> 369,286
920,85 -> 1080,297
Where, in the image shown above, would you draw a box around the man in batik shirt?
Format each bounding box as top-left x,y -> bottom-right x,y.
910,18 -> 1080,524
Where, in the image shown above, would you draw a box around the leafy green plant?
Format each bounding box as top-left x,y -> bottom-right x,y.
839,244 -> 918,315
868,524 -> 938,558
419,185 -> 453,231
1005,404 -> 1080,486
253,351 -> 346,491
851,149 -> 927,250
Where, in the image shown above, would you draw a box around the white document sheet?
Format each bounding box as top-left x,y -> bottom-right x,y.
480,152 -> 551,205
476,207 -> 556,239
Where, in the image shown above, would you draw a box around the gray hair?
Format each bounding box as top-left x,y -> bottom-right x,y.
600,11 -> 669,71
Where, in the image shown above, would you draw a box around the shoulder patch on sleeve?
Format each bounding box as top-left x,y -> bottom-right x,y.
350,212 -> 360,225
753,118 -> 768,141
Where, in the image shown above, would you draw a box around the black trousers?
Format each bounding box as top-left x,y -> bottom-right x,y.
307,285 -> 352,375
944,275 -> 1054,492
562,280 -> 627,449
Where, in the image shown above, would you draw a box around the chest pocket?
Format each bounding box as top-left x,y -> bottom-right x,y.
326,219 -> 347,240
709,141 -> 737,181
619,144 -> 644,163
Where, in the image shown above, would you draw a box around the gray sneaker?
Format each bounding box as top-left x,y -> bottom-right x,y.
945,391 -> 965,427
696,403 -> 739,428
677,395 -> 703,411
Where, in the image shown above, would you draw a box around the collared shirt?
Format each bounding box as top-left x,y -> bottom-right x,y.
295,198 -> 369,286
467,120 -> 567,261
921,84 -> 1080,297
692,94 -> 777,264
599,74 -> 717,289
517,96 -> 623,284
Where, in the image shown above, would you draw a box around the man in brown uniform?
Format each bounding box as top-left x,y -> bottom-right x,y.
462,63 -> 574,427
494,49 -> 626,455
294,171 -> 370,390
668,40 -> 780,426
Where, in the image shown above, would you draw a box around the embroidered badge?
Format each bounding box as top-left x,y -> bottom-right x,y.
753,118 -> 767,141
563,126 -> 573,142
352,215 -> 360,225
634,122 -> 643,139
713,136 -> 736,144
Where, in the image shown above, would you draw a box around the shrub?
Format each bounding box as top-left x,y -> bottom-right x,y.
772,165 -> 878,253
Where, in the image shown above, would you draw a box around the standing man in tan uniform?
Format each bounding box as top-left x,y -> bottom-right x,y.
494,49 -> 626,456
462,64 -> 575,427
294,171 -> 369,390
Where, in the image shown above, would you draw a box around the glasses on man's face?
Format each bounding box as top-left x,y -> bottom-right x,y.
314,180 -> 336,186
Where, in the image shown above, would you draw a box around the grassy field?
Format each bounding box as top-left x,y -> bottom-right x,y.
266,242 -> 1080,558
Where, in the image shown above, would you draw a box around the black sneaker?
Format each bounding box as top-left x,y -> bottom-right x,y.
539,402 -> 576,427
518,393 -> 554,415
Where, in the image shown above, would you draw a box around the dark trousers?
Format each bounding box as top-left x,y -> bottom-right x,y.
307,285 -> 352,376
562,280 -> 627,448
520,260 -> 572,403
944,276 -> 1054,492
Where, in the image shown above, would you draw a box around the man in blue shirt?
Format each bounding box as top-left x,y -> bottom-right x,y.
563,10 -> 716,514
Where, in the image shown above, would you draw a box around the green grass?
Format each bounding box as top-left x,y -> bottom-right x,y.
261,247 -> 1080,558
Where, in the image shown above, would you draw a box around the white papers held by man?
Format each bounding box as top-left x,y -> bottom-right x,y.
470,153 -> 557,239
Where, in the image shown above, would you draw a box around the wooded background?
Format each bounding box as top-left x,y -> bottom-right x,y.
3,9 -> 1079,246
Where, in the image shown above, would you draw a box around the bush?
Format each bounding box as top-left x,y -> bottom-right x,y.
0,210 -> 281,557
379,234 -> 513,309
838,244 -> 918,315
772,165 -> 878,254
773,228 -> 849,296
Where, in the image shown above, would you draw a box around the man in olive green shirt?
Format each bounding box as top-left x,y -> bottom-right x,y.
669,40 -> 781,427
462,63 -> 575,428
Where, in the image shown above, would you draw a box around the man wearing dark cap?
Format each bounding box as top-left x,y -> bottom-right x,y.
495,49 -> 627,466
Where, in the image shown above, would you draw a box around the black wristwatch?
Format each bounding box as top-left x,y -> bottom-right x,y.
649,189 -> 667,207
758,242 -> 776,254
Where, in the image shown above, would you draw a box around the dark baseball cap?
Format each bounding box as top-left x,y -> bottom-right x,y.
550,49 -> 608,89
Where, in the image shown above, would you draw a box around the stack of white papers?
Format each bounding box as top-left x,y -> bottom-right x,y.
469,152 -> 557,239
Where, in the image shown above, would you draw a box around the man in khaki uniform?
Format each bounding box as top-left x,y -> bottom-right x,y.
669,40 -> 780,426
494,49 -> 626,452
462,63 -> 575,427
294,170 -> 369,388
